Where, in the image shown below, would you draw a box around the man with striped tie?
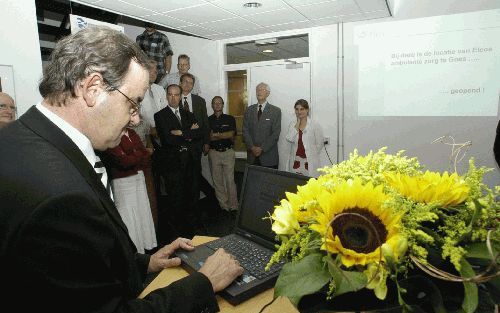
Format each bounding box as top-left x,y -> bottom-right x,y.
0,26 -> 242,313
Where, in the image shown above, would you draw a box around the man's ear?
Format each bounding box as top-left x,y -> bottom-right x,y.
81,73 -> 104,108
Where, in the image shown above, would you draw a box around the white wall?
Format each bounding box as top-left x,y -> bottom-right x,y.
309,25 -> 339,166
340,8 -> 500,187
121,24 -> 220,103
0,0 -> 43,116
389,0 -> 500,19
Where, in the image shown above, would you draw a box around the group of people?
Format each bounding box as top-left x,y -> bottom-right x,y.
99,24 -> 237,253
242,83 -> 325,177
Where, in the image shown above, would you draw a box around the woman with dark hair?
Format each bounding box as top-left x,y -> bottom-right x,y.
285,99 -> 324,177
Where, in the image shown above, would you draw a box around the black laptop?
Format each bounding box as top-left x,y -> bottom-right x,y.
175,165 -> 310,305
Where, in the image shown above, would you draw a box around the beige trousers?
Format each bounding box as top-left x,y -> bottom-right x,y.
208,149 -> 238,210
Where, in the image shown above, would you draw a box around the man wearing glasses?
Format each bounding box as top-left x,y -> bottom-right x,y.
0,26 -> 242,313
0,91 -> 16,128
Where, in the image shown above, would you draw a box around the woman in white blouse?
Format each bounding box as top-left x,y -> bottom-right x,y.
285,99 -> 324,177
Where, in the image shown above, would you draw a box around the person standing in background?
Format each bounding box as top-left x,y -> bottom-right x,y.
159,54 -> 201,95
242,82 -> 281,168
208,96 -> 239,212
104,122 -> 157,254
136,23 -> 173,83
178,73 -> 215,225
0,92 -> 16,129
135,59 -> 166,227
285,99 -> 324,177
154,84 -> 203,242
139,59 -> 168,134
130,113 -> 151,150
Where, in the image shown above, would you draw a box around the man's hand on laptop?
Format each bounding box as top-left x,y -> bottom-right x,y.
199,248 -> 244,292
147,237 -> 195,273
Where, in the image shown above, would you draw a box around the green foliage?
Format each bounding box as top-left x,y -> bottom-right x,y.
319,148 -> 422,188
459,258 -> 478,313
324,256 -> 368,297
274,253 -> 331,306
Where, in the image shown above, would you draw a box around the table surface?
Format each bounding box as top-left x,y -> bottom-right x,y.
139,236 -> 298,313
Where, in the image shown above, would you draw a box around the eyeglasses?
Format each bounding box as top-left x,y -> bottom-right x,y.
0,103 -> 16,111
109,86 -> 141,115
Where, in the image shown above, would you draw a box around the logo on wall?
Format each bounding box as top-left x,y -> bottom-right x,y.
76,17 -> 88,30
69,14 -> 124,34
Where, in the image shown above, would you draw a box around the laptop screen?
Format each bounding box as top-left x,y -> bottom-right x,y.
237,166 -> 310,243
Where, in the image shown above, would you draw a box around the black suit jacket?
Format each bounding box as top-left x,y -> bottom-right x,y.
154,105 -> 203,150
180,94 -> 210,149
0,106 -> 218,313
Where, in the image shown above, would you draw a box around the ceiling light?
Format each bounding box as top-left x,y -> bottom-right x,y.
262,49 -> 273,53
255,37 -> 277,45
243,2 -> 262,9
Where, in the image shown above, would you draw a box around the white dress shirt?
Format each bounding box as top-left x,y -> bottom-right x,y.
168,105 -> 182,122
257,101 -> 268,112
140,83 -> 167,127
35,103 -> 113,199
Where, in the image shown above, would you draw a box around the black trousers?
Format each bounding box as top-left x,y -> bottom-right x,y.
189,151 -> 217,225
155,149 -> 195,245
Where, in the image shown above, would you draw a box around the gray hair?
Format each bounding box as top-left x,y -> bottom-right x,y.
39,26 -> 149,106
256,82 -> 270,92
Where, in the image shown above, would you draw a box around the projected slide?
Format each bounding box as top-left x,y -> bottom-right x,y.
354,9 -> 499,117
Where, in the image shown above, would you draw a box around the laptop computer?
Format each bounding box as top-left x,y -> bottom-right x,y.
175,165 -> 310,305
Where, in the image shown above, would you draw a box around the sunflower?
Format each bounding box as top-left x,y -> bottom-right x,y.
311,178 -> 405,267
385,171 -> 469,207
284,177 -> 325,223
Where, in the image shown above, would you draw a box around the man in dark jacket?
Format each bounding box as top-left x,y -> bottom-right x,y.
0,26 -> 242,313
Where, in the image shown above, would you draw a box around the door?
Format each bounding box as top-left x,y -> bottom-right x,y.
249,62 -> 311,170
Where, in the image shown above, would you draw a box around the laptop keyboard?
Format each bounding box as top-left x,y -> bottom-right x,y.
206,236 -> 283,280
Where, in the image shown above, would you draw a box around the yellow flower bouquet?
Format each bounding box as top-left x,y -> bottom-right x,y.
267,148 -> 499,312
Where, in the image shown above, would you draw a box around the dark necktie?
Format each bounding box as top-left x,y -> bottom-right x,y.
257,104 -> 262,120
175,108 -> 181,123
94,157 -> 113,200
183,97 -> 190,112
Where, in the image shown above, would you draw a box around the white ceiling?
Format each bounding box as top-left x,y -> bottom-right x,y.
73,0 -> 391,39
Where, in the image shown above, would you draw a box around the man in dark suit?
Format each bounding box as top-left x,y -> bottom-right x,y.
0,26 -> 242,313
154,84 -> 203,243
179,73 -> 218,221
242,82 -> 282,168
